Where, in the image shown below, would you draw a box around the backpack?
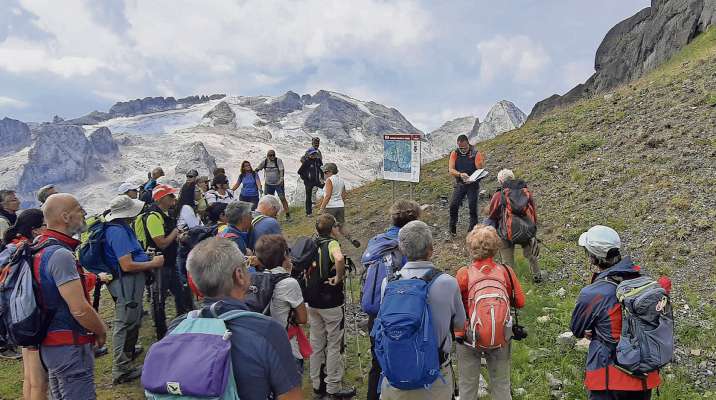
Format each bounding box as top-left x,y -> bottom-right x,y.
303,237 -> 343,308
142,303 -> 265,399
610,276 -> 674,375
244,270 -> 290,314
290,237 -> 317,274
360,233 -> 402,317
371,268 -> 444,390
498,180 -> 536,245
78,220 -> 121,276
0,241 -> 56,347
178,225 -> 219,260
464,263 -> 514,349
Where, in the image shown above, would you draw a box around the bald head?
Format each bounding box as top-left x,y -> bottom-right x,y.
42,193 -> 87,236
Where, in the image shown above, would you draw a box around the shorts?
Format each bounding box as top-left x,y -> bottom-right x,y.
324,207 -> 345,225
265,183 -> 285,196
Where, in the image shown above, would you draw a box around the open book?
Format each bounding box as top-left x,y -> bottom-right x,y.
467,169 -> 489,183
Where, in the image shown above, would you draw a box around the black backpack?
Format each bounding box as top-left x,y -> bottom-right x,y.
177,225 -> 219,260
303,236 -> 343,308
244,271 -> 290,314
498,180 -> 537,245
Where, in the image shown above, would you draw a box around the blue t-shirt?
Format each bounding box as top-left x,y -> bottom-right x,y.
168,298 -> 302,399
248,213 -> 282,251
218,224 -> 248,255
238,173 -> 259,197
144,179 -> 157,191
104,223 -> 150,274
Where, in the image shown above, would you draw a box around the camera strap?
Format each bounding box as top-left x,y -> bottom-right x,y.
502,264 -> 520,323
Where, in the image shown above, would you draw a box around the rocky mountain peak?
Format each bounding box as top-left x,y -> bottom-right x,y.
203,101 -> 236,126
0,117 -> 31,152
471,100 -> 526,143
89,127 -> 119,157
428,116 -> 478,154
174,141 -> 217,177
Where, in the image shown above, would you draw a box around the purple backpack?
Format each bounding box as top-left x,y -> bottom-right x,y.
141,303 -> 263,399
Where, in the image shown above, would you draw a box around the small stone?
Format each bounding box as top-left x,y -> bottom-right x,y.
551,287 -> 566,298
557,331 -> 576,348
683,304 -> 690,311
603,93 -> 614,100
514,387 -> 526,396
576,338 -> 591,351
546,372 -> 563,390
691,349 -> 702,357
550,390 -> 564,400
537,315 -> 551,323
699,361 -> 708,369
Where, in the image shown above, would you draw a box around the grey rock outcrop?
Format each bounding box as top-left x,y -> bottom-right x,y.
18,124 -> 94,192
108,94 -> 225,118
89,127 -> 119,157
428,116 -> 478,154
174,141 -> 217,177
530,0 -> 716,120
203,101 -> 235,126
0,117 -> 31,151
253,91 -> 303,120
52,115 -> 64,124
471,101 -> 526,143
65,111 -> 113,125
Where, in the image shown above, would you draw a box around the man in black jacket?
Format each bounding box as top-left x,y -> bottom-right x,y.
297,149 -> 324,216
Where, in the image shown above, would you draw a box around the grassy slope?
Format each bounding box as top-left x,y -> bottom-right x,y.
1,28 -> 715,400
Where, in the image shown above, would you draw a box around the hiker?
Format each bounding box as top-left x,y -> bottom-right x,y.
301,137 -> 323,162
570,225 -> 664,400
205,174 -> 236,205
455,225 -> 525,400
166,237 -> 304,399
362,199 -> 421,400
217,201 -> 253,255
232,160 -> 263,210
103,195 -> 164,384
175,181 -> 203,230
185,169 -> 198,185
318,162 -> 360,248
117,182 -> 139,199
255,234 -> 309,374
206,202 -> 228,230
0,189 -> 20,238
305,214 -> 356,399
2,209 -> 47,398
134,184 -> 187,338
140,167 -> 164,203
255,149 -> 291,219
487,169 -> 542,283
195,175 -> 210,220
297,148 -> 324,216
37,194 -> 108,399
37,184 -> 57,205
247,195 -> 283,252
448,134 -> 485,236
373,220 -> 466,400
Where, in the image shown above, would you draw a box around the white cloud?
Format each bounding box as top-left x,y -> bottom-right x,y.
476,35 -> 551,84
0,96 -> 28,108
0,38 -> 104,77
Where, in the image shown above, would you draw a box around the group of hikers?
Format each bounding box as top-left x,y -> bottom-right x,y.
0,134 -> 674,400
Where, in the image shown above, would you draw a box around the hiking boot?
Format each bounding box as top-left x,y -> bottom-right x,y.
327,385 -> 356,399
0,346 -> 22,360
351,239 -> 361,248
112,367 -> 142,385
94,345 -> 108,358
313,387 -> 327,399
132,344 -> 144,360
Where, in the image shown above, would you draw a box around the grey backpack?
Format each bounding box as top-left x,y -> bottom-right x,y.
611,276 -> 674,375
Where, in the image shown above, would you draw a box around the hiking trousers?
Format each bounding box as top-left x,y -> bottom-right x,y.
40,344 -> 96,399
367,315 -> 381,400
499,240 -> 540,279
380,363 -> 453,400
457,343 -> 512,400
308,305 -> 345,393
449,182 -> 479,234
304,183 -> 320,215
108,272 -> 145,380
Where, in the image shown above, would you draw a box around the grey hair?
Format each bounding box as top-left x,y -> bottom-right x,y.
225,201 -> 252,225
398,220 -> 434,261
497,169 -> 515,184
187,237 -> 246,297
258,195 -> 281,213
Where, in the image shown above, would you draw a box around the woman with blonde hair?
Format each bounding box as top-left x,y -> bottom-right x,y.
455,224 -> 526,400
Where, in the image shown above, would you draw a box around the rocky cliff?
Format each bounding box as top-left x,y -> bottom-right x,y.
471,100 -> 526,143
203,101 -> 236,126
174,141 -> 217,177
0,117 -> 31,152
428,116 -> 478,154
529,0 -> 716,119
89,127 -> 119,157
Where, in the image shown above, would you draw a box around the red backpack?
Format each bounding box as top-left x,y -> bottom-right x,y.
464,263 -> 513,349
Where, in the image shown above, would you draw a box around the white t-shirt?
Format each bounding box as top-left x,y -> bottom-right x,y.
326,175 -> 345,208
269,266 -> 304,359
178,205 -> 202,230
204,189 -> 236,205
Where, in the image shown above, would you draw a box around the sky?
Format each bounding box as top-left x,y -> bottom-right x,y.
0,0 -> 651,132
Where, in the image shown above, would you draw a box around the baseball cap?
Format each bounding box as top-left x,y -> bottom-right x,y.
152,184 -> 178,201
186,169 -> 199,178
578,225 -> 621,259
105,196 -> 145,222
117,182 -> 138,195
321,163 -> 338,174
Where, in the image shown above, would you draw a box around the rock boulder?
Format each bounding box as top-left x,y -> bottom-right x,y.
203,101 -> 236,126
0,117 -> 31,151
89,127 -> 119,157
174,141 -> 217,177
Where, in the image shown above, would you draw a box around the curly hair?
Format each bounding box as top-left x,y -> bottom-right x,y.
389,199 -> 421,228
466,224 -> 502,261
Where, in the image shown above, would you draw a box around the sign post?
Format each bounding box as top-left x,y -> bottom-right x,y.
383,133 -> 421,202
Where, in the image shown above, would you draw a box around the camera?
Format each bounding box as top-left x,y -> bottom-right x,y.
512,324 -> 528,341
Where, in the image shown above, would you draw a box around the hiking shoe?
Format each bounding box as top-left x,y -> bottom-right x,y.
327,386 -> 356,399
313,387 -> 327,399
112,367 -> 142,385
351,239 -> 361,248
94,345 -> 108,358
132,344 -> 144,360
533,271 -> 545,284
0,347 -> 22,360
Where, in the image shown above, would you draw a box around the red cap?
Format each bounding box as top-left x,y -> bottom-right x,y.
152,184 -> 177,201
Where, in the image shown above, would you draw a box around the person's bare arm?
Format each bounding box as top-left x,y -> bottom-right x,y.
118,254 -> 164,273
152,229 -> 178,250
293,303 -> 307,325
257,176 -> 263,194
319,179 -> 333,209
328,246 -> 345,284
277,387 -> 304,400
58,280 -> 107,346
231,179 -> 240,192
448,152 -> 465,179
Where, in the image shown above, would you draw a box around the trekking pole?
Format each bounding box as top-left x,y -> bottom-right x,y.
345,258 -> 363,374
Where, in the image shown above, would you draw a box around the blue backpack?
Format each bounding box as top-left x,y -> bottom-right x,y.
371,268 -> 443,390
78,221 -> 120,276
360,233 -> 403,317
142,302 -> 266,399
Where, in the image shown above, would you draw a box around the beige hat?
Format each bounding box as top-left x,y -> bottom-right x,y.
105,195 -> 145,222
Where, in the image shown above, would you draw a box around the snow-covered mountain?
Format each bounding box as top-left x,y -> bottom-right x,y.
1,91 -> 437,213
